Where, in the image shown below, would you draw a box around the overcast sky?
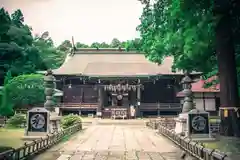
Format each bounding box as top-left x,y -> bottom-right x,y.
1,0 -> 143,45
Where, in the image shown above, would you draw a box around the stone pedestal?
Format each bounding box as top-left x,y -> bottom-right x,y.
22,108 -> 50,141
22,110 -> 62,141
49,112 -> 61,133
96,112 -> 102,118
187,109 -> 215,141
175,109 -> 216,141
174,113 -> 188,135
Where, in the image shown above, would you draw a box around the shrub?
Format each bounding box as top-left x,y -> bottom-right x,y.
7,113 -> 26,128
3,74 -> 45,109
61,114 -> 82,129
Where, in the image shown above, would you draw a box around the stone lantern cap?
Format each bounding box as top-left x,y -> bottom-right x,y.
181,72 -> 193,84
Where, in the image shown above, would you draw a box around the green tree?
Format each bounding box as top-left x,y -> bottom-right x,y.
2,74 -> 45,109
110,38 -> 121,48
57,40 -> 72,52
76,42 -> 89,48
90,42 -> 101,48
0,8 -> 47,78
137,0 -> 240,136
125,38 -> 142,51
34,33 -> 66,69
0,71 -> 14,116
99,42 -> 110,48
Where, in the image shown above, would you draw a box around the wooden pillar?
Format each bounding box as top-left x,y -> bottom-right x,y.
157,103 -> 160,117
136,83 -> 141,117
59,108 -> 63,116
97,87 -> 104,117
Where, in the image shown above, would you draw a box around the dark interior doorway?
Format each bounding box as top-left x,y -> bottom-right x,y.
81,111 -> 96,117
62,110 -> 79,116
117,99 -> 123,106
141,110 -> 179,117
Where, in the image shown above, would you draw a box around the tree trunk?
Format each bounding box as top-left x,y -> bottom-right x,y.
216,5 -> 240,136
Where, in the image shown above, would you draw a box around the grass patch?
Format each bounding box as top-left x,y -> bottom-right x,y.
0,127 -> 25,148
204,136 -> 240,154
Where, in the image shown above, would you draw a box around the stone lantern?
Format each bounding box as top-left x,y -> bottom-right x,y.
174,72 -> 213,141
44,69 -> 61,133
44,70 -> 56,111
181,71 -> 195,113
23,69 -> 61,141
174,71 -> 195,135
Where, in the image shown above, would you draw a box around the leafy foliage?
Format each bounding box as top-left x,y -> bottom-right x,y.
0,8 -> 46,77
137,0 -> 216,74
61,114 -> 82,129
137,0 -> 240,136
33,35 -> 66,69
6,113 -> 26,127
0,8 -> 68,80
0,71 -> 14,116
3,74 -> 44,109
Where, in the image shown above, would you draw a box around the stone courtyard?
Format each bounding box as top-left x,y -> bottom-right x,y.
52,119 -> 183,160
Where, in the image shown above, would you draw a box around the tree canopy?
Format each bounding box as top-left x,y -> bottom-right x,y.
137,0 -> 240,77
137,0 -> 240,136
0,8 -> 68,81
137,0 -> 217,74
3,74 -> 44,108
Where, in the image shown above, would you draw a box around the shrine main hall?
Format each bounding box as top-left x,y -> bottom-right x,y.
51,48 -> 200,118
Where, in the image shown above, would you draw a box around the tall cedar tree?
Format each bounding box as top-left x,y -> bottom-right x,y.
137,0 -> 240,136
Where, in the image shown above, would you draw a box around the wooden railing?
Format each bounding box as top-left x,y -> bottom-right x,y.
140,103 -> 181,110
0,123 -> 82,160
58,103 -> 98,108
146,120 -> 229,160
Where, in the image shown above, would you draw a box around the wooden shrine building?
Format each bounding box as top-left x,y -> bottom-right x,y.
52,48 -> 199,118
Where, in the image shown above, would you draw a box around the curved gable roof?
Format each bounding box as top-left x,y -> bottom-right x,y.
52,48 -> 195,77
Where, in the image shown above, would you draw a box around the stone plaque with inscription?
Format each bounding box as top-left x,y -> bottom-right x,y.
25,108 -> 50,137
187,109 -> 210,138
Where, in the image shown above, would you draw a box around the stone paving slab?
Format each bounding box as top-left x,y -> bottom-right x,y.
55,121 -> 183,160
58,151 -> 182,160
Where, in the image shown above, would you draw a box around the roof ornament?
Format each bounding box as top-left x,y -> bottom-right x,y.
71,36 -> 76,56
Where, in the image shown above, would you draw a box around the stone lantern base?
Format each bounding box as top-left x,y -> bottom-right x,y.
174,113 -> 188,136
49,112 -> 61,133
175,109 -> 216,142
22,108 -> 61,141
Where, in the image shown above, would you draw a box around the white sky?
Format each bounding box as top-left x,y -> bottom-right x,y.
1,0 -> 143,45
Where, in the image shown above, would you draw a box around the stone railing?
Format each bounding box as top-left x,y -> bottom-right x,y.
146,118 -> 175,130
0,123 -> 82,160
146,120 -> 230,160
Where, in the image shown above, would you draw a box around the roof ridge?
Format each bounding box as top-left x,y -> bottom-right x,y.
73,48 -> 144,54
86,62 -> 155,64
